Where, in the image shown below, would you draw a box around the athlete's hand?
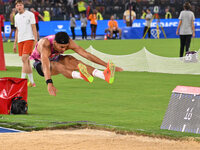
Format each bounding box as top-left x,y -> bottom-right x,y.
47,83 -> 57,96
176,30 -> 179,35
33,40 -> 37,49
13,44 -> 17,53
116,66 -> 123,72
192,32 -> 195,38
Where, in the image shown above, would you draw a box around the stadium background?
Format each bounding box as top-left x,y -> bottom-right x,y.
1,0 -> 200,20
0,0 -> 200,39
2,18 -> 200,39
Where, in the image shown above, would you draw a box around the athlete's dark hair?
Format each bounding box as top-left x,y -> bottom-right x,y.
15,0 -> 24,5
183,2 -> 191,10
55,32 -> 70,44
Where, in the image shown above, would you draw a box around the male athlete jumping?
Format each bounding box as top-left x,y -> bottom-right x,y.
30,32 -> 123,96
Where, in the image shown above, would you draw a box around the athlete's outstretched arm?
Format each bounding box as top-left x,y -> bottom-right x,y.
38,39 -> 57,96
69,40 -> 123,71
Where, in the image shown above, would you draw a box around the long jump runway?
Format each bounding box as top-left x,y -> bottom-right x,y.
0,127 -> 22,133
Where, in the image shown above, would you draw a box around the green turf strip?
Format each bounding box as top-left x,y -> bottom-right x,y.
1,67 -> 200,139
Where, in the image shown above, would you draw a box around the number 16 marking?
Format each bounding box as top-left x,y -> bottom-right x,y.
184,107 -> 193,120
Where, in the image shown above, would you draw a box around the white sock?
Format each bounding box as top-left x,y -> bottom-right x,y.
92,69 -> 105,80
72,71 -> 83,79
21,73 -> 26,79
28,73 -> 34,83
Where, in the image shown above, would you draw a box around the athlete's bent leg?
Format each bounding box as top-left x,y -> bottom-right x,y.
51,56 -> 93,82
58,55 -> 116,84
50,61 -> 94,82
50,61 -> 73,78
58,55 -> 95,74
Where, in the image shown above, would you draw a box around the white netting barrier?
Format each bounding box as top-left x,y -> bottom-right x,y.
5,46 -> 200,75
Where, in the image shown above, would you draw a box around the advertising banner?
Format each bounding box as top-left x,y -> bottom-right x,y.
3,18 -> 200,39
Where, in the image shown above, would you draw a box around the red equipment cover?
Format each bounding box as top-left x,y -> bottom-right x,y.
0,77 -> 27,114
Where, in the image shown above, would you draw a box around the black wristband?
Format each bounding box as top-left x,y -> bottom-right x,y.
46,79 -> 53,85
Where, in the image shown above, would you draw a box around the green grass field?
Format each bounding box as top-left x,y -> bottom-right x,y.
1,38 -> 200,139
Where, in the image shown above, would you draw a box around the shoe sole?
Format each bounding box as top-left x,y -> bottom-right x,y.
78,63 -> 94,83
108,61 -> 115,84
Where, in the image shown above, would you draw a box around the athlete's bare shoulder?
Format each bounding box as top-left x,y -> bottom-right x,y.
38,38 -> 51,46
37,38 -> 51,55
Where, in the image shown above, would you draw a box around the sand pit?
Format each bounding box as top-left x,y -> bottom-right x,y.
1,129 -> 200,150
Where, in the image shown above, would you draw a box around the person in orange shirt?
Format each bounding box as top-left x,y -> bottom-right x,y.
88,9 -> 97,40
107,15 -> 122,39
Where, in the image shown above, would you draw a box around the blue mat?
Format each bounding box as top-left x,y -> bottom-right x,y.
0,127 -> 22,133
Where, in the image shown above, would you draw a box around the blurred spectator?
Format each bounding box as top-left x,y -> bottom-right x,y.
123,5 -> 136,27
68,0 -> 74,8
140,9 -> 146,19
89,9 -> 97,40
143,8 -> 152,38
0,13 -> 6,41
86,0 -> 94,19
80,13 -> 87,40
75,0 -> 87,15
30,7 -> 44,39
8,8 -> 16,43
106,15 -> 121,39
43,8 -> 50,21
96,9 -> 103,20
24,0 -> 32,5
165,7 -> 172,19
73,0 -> 78,14
1,0 -> 200,21
0,0 -> 4,5
125,0 -> 136,11
70,13 -> 76,40
176,2 -> 195,57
